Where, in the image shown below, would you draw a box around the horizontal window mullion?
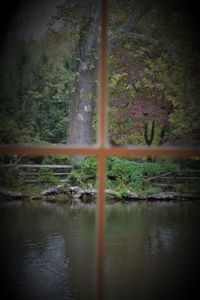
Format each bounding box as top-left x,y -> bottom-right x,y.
0,145 -> 200,158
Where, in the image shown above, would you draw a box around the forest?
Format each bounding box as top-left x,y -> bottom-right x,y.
0,0 -> 200,198
0,0 -> 200,146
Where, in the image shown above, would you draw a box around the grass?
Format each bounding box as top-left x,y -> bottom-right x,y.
1,157 -> 200,199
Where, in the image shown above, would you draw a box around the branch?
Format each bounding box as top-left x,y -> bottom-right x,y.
144,172 -> 172,181
109,1 -> 155,50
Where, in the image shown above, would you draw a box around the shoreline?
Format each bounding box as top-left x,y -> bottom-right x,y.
1,185 -> 199,204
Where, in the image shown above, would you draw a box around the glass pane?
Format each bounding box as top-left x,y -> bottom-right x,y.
0,0 -> 99,146
0,155 -> 74,199
105,156 -> 200,202
104,156 -> 200,299
105,201 -> 200,299
0,155 -> 98,299
108,0 -> 200,147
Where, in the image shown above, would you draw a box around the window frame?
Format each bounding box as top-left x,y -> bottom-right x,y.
0,0 -> 200,299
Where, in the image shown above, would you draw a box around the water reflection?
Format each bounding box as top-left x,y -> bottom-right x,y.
0,202 -> 96,300
105,202 -> 200,300
0,201 -> 200,300
144,226 -> 176,256
14,235 -> 72,300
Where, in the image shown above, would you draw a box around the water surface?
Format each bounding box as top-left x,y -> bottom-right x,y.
0,200 -> 200,299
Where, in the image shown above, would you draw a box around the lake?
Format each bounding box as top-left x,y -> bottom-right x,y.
0,200 -> 200,299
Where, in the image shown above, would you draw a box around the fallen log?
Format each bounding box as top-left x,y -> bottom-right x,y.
144,172 -> 172,181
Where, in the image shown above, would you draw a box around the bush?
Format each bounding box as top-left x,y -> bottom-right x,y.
67,157 -> 97,188
38,168 -> 59,184
107,157 -> 143,190
0,165 -> 24,188
67,157 -> 183,194
68,170 -> 85,186
143,159 -> 181,177
0,168 -> 17,187
42,156 -> 75,165
80,156 -> 97,179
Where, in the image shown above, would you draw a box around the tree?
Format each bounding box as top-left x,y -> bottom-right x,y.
56,0 -> 100,145
56,0 -> 154,145
0,30 -> 73,144
1,0 -> 199,148
108,0 -> 200,147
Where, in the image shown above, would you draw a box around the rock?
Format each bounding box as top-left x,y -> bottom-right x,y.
42,185 -> 64,196
147,191 -> 181,200
105,189 -> 121,200
69,186 -> 84,195
40,184 -> 198,204
41,184 -> 141,203
0,187 -> 24,200
84,188 -> 96,195
126,190 -> 139,200
68,186 -> 84,200
81,188 -> 97,203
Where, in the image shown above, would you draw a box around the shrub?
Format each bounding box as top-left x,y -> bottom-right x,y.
68,157 -> 97,187
42,155 -> 75,165
80,156 -> 97,179
107,157 -> 143,190
143,159 -> 181,177
0,165 -> 24,188
38,168 -> 59,184
67,157 -> 183,194
68,170 -> 85,186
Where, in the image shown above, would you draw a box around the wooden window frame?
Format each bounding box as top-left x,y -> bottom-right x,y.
0,1 -> 200,299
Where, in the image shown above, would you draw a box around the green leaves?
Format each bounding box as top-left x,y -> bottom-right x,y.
107,157 -> 143,190
68,157 -> 97,188
108,0 -> 200,146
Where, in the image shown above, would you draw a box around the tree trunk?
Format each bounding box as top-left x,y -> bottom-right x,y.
144,120 -> 155,146
67,6 -> 99,145
144,120 -> 155,162
158,125 -> 167,146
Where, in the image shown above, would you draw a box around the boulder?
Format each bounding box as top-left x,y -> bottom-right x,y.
126,190 -> 140,200
105,189 -> 121,200
68,186 -> 84,196
81,188 -> 97,203
147,191 -> 181,201
0,187 -> 24,200
42,185 -> 64,196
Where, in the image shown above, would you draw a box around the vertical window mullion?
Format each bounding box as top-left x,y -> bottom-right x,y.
96,154 -> 106,299
96,0 -> 108,299
98,0 -> 108,148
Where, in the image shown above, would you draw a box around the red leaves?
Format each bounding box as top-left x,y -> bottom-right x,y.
132,99 -> 169,126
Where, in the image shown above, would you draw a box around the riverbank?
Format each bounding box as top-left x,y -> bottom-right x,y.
0,184 -> 199,204
1,157 -> 200,203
